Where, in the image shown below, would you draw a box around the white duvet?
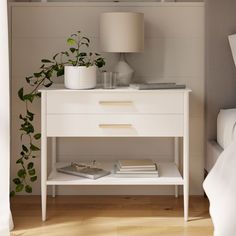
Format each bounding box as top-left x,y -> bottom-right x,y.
203,139 -> 236,236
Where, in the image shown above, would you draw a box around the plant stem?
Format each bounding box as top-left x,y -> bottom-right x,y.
30,77 -> 46,95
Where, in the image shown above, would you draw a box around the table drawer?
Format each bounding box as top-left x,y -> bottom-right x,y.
47,114 -> 184,137
46,92 -> 183,114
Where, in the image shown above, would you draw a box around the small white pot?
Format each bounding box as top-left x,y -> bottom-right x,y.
64,65 -> 97,90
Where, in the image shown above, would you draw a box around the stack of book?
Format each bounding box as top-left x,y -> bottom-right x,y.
114,159 -> 159,177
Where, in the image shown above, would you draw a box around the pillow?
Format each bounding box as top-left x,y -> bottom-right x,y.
217,109 -> 236,149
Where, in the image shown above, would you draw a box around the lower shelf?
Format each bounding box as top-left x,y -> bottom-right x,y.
47,162 -> 184,186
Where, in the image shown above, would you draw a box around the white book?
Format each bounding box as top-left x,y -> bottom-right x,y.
130,83 -> 185,90
114,166 -> 159,178
116,169 -> 158,174
117,165 -> 157,171
114,173 -> 159,178
116,164 -> 158,173
118,159 -> 156,169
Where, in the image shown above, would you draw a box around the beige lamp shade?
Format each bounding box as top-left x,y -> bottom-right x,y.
100,12 -> 144,53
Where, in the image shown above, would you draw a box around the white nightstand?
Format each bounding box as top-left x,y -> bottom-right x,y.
40,84 -> 191,222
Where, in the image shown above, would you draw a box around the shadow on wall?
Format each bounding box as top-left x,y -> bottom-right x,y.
206,0 -> 236,141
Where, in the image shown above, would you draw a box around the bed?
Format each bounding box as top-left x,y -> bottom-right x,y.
204,108 -> 236,236
206,140 -> 223,173
206,108 -> 236,172
203,34 -> 236,236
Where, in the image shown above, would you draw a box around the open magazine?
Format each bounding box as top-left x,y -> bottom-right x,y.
57,162 -> 110,180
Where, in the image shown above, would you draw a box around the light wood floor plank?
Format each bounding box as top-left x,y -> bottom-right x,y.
10,196 -> 213,236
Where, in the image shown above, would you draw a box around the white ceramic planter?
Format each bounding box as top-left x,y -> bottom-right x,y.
64,65 -> 97,89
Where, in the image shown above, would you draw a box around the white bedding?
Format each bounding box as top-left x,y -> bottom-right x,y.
204,108 -> 236,235
217,109 -> 236,149
203,140 -> 236,236
206,141 -> 223,173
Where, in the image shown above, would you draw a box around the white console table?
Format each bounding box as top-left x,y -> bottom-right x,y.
40,84 -> 191,222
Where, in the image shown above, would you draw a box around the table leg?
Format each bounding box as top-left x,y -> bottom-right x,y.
174,137 -> 179,198
183,92 -> 189,222
41,92 -> 47,221
52,137 -> 56,198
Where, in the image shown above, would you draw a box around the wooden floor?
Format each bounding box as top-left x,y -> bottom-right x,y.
10,196 -> 213,236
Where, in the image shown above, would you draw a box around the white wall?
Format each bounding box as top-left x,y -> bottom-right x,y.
0,0 -> 11,233
10,2 -> 205,195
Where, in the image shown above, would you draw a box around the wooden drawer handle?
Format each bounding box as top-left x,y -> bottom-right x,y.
99,124 -> 133,129
99,101 -> 133,105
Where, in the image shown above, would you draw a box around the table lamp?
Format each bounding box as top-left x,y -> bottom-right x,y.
100,12 -> 144,86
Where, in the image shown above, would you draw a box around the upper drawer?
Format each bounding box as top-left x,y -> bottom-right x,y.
46,91 -> 184,114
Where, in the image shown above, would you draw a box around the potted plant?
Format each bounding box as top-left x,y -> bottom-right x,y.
11,31 -> 105,195
64,33 -> 105,89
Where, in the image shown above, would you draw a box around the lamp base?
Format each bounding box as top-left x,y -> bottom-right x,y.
114,54 -> 134,86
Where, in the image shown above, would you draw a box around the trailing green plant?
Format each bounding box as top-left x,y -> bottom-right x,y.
11,31 -> 105,196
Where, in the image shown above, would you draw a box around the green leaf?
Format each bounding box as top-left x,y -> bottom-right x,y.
68,59 -> 76,65
53,53 -> 59,60
82,36 -> 90,43
19,114 -> 25,120
81,42 -> 89,47
22,145 -> 28,153
61,51 -> 69,57
28,169 -> 36,176
45,70 -> 53,79
17,169 -> 26,178
44,81 -> 53,88
18,88 -> 24,101
10,191 -> 15,197
34,133 -> 41,140
27,162 -> 34,170
95,57 -> 106,68
30,143 -> 40,151
41,59 -> 52,63
35,92 -> 41,98
27,110 -> 34,121
67,38 -> 76,45
20,121 -> 34,134
25,76 -> 33,84
33,72 -> 42,78
16,184 -> 24,192
16,158 -> 23,164
79,52 -> 87,57
13,178 -> 21,185
57,68 -> 64,77
30,176 -> 37,182
23,94 -> 34,103
25,185 -> 32,193
70,47 -> 76,53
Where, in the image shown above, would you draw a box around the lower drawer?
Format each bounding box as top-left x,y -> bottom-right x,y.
46,114 -> 184,137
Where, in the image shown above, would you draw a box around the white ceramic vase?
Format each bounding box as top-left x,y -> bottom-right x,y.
64,65 -> 97,89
